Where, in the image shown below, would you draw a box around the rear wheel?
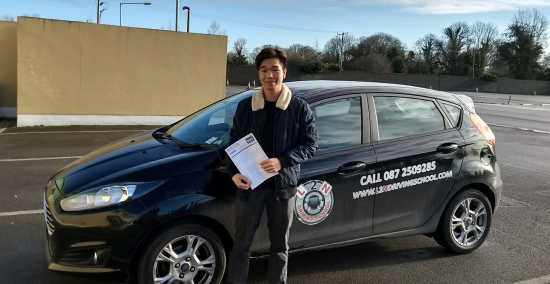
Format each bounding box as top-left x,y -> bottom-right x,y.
434,189 -> 492,254
136,223 -> 226,284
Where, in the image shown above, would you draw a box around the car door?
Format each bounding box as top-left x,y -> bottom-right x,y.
247,94 -> 377,255
369,93 -> 465,235
284,94 -> 377,250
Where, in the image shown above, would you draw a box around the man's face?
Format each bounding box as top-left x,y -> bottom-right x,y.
259,58 -> 287,91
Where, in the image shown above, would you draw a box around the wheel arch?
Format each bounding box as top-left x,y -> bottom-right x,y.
128,214 -> 234,281
459,182 -> 496,213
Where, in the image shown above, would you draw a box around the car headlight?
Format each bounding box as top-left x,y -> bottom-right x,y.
60,181 -> 164,212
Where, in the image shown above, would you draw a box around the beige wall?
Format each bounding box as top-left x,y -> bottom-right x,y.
0,21 -> 17,108
17,17 -> 227,117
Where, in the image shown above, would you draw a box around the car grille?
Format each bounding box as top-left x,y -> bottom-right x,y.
44,197 -> 55,235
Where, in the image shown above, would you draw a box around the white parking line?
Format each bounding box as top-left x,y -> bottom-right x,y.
501,163 -> 550,175
488,123 -> 550,135
514,274 -> 550,284
0,129 -> 147,135
0,156 -> 82,162
0,210 -> 43,217
477,103 -> 550,111
0,128 -> 5,134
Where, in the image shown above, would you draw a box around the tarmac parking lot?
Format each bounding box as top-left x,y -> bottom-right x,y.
1,89 -> 550,283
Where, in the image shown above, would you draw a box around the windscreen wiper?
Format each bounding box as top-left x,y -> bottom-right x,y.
152,130 -> 183,147
153,131 -> 218,149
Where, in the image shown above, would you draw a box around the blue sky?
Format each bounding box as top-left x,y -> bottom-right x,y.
2,0 -> 550,53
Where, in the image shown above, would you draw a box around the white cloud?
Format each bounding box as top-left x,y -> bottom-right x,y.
225,0 -> 550,14
381,0 -> 550,14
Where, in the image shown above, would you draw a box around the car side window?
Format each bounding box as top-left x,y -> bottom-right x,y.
442,103 -> 461,127
312,97 -> 362,151
374,96 -> 445,141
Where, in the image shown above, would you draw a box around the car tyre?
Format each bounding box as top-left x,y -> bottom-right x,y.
434,189 -> 492,254
136,222 -> 226,284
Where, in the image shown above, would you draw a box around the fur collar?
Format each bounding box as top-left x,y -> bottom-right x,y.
251,84 -> 292,111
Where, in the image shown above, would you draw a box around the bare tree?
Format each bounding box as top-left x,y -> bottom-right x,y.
347,33 -> 406,73
323,34 -> 355,65
511,8 -> 548,47
228,38 -> 249,65
414,33 -> 437,65
298,46 -> 319,62
436,21 -> 471,75
415,33 -> 438,73
207,20 -> 226,36
497,9 -> 549,79
286,44 -> 318,66
470,22 -> 499,47
470,21 -> 500,74
0,14 -> 15,21
287,44 -> 304,55
351,32 -> 406,58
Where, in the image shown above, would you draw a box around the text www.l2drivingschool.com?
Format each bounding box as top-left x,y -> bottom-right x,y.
353,171 -> 453,199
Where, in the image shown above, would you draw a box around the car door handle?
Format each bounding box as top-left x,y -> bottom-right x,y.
338,162 -> 367,175
437,143 -> 459,153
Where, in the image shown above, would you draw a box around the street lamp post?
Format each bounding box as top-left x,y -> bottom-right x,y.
97,1 -> 105,24
472,47 -> 475,77
175,0 -> 179,31
120,2 -> 151,26
469,39 -> 479,77
182,6 -> 190,33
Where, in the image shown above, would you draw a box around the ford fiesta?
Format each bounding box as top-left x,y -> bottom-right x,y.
44,80 -> 502,284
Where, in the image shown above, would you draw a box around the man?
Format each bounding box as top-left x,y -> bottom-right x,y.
225,47 -> 318,284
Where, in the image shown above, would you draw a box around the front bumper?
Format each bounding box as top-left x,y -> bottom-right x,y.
44,185 -> 161,274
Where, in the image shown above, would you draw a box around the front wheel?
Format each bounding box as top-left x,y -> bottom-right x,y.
136,223 -> 226,284
434,189 -> 492,254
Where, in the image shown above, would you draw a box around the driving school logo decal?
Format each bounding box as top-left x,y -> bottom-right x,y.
295,180 -> 333,225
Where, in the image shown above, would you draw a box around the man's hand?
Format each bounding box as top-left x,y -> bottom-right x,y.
260,158 -> 281,173
232,174 -> 251,190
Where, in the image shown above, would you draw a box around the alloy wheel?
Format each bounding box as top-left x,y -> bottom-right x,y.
153,235 -> 216,284
450,197 -> 488,248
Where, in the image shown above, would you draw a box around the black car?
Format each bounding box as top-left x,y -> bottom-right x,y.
44,80 -> 502,284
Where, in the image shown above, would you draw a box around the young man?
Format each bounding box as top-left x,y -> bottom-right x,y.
225,48 -> 318,284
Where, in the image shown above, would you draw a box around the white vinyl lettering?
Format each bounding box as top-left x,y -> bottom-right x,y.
353,171 -> 453,199
360,161 -> 439,187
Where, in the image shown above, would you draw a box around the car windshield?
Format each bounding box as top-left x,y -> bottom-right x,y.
165,90 -> 255,147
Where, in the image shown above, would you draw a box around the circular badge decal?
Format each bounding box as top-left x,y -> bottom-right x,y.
294,180 -> 334,225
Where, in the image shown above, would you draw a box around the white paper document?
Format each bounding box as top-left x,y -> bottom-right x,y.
225,133 -> 278,189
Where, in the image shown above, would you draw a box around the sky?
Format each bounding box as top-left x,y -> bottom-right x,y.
2,0 -> 550,53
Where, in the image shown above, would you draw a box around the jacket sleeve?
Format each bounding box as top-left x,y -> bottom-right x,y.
225,101 -> 244,178
278,100 -> 318,168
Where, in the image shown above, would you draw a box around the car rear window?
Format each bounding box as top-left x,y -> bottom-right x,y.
442,103 -> 461,127
374,96 -> 445,141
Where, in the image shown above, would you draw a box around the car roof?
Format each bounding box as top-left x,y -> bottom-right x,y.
267,80 -> 464,105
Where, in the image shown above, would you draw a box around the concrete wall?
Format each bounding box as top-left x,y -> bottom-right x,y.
17,17 -> 227,126
0,21 -> 17,118
226,65 -> 550,96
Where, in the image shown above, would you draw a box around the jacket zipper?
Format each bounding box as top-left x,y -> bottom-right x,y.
274,110 -> 279,201
257,110 -> 263,136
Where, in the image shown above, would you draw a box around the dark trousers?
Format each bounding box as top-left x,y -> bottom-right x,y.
226,187 -> 295,284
